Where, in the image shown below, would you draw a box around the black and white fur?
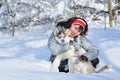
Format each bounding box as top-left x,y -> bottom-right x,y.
50,27 -> 77,72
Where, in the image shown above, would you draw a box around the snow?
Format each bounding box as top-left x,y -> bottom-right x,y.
0,0 -> 120,80
0,20 -> 120,80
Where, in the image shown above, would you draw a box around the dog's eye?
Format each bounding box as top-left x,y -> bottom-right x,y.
60,36 -> 65,38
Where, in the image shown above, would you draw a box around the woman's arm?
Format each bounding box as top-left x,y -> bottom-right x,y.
47,32 -> 70,55
80,36 -> 99,61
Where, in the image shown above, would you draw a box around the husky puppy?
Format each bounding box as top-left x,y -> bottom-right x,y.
50,27 -> 78,72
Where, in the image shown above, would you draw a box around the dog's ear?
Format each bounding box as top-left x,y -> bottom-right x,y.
65,29 -> 71,36
61,26 -> 65,31
54,28 -> 59,35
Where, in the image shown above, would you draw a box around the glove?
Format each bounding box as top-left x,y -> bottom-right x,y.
80,55 -> 88,61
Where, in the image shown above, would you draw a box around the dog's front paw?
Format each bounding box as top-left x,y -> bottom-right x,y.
50,67 -> 59,72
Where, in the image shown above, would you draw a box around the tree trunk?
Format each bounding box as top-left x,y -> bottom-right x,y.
11,23 -> 15,37
108,0 -> 113,27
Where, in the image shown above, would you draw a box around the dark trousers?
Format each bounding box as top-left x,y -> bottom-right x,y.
49,55 -> 99,72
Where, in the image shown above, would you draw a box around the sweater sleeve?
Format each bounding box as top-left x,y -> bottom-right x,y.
47,32 -> 70,55
80,36 -> 99,61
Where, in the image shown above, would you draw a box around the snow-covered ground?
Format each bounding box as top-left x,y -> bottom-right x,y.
0,21 -> 120,80
0,0 -> 120,80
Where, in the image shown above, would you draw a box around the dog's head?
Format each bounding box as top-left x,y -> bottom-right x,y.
54,27 -> 73,45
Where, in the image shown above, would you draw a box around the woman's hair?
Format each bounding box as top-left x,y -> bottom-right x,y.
66,17 -> 88,36
55,17 -> 88,36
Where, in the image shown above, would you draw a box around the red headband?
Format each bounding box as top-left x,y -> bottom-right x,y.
72,19 -> 86,29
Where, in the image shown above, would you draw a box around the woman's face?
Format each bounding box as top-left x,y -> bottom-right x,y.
69,24 -> 81,37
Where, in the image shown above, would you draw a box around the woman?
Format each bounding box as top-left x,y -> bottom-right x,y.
48,17 -> 99,73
